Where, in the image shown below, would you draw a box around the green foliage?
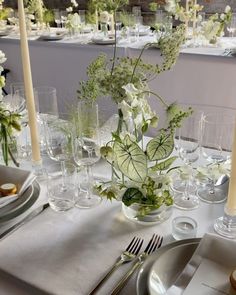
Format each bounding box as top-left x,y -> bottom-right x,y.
43,9 -> 54,24
0,7 -> 12,21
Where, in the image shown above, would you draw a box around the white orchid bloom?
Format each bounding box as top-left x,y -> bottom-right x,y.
220,13 -> 226,21
71,0 -> 78,7
122,83 -> 140,102
118,100 -> 132,121
225,5 -> 231,14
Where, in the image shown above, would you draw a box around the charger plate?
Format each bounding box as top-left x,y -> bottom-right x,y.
0,181 -> 40,223
136,238 -> 200,295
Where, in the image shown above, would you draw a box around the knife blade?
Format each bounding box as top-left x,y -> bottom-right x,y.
0,203 -> 50,241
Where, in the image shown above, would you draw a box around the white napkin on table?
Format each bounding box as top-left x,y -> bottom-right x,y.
0,165 -> 36,208
166,233 -> 236,295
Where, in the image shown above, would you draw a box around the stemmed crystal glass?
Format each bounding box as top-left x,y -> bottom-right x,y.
45,114 -> 73,187
173,111 -> 202,210
197,113 -> 234,203
73,100 -> 101,208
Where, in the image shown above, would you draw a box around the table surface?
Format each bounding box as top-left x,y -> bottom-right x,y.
0,154 -> 227,295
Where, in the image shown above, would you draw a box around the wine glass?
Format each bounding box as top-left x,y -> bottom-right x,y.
45,114 -> 74,189
73,100 -> 101,208
197,112 -> 235,203
173,111 -> 202,210
227,13 -> 236,37
53,9 -> 62,28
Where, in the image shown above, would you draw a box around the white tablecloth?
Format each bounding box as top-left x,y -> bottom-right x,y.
0,157 -> 225,295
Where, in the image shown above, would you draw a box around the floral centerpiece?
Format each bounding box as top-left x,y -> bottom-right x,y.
77,0 -> 192,223
0,50 -> 21,166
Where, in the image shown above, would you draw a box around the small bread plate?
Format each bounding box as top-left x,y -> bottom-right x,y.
0,181 -> 40,223
136,238 -> 200,295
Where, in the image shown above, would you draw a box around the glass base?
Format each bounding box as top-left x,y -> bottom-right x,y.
214,213 -> 236,239
174,193 -> 199,210
198,187 -> 227,204
75,192 -> 101,209
172,180 -> 196,194
122,203 -> 173,225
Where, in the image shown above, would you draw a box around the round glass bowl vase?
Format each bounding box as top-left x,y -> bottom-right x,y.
122,203 -> 173,225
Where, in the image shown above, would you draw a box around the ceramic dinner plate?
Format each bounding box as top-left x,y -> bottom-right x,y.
38,34 -> 64,41
0,181 -> 40,222
91,38 -> 115,45
136,238 -> 200,295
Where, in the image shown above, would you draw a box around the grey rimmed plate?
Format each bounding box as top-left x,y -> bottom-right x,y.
0,181 -> 40,222
136,238 -> 200,295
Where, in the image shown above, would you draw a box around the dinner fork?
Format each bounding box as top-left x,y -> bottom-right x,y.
88,236 -> 143,295
110,234 -> 163,295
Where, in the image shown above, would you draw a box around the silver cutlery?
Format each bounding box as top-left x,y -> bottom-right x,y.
0,202 -> 50,240
110,234 -> 163,295
88,236 -> 143,295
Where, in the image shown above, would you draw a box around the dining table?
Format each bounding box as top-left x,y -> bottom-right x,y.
0,152 -> 226,295
1,28 -> 236,122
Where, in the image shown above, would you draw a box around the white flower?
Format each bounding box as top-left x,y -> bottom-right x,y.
100,11 -> 110,23
220,13 -> 225,21
71,0 -> 78,7
122,83 -> 140,102
225,5 -> 231,14
66,6 -> 73,12
0,50 -> 6,64
70,13 -> 80,27
164,0 -> 177,14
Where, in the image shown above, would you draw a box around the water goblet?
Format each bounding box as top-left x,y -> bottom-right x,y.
45,115 -> 74,189
197,113 -> 234,203
73,100 -> 101,208
173,111 -> 202,210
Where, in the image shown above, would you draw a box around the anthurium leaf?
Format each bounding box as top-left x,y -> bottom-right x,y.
146,131 -> 174,161
150,156 -> 177,171
122,187 -> 144,206
113,135 -> 147,182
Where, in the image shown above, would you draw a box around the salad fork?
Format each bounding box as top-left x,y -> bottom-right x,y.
88,236 -> 143,295
110,234 -> 163,295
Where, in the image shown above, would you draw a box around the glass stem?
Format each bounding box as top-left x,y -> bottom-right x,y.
208,178 -> 215,195
61,160 -> 66,189
86,164 -> 93,199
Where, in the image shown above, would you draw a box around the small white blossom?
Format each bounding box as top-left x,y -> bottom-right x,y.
71,0 -> 78,7
0,50 -> 6,64
220,13 -> 226,21
66,6 -> 73,12
225,5 -> 231,14
164,0 -> 177,14
100,11 -> 110,23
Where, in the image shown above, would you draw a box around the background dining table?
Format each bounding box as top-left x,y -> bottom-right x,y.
0,155 -> 225,295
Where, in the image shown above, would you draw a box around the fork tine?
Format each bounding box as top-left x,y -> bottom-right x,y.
144,234 -> 155,253
125,236 -> 136,252
151,235 -> 161,253
147,234 -> 158,254
134,239 -> 143,255
128,237 -> 140,253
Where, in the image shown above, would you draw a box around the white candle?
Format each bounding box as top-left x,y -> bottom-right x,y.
192,0 -> 197,33
185,0 -> 189,35
37,0 -> 43,24
226,120 -> 236,215
95,8 -> 98,32
18,0 -> 41,163
110,13 -> 114,34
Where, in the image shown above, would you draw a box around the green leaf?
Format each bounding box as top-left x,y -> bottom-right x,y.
113,135 -> 147,182
146,131 -> 174,161
151,156 -> 177,171
122,187 -> 144,206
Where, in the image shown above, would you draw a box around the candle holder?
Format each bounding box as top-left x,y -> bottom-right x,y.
32,159 -> 46,179
172,216 -> 198,240
214,206 -> 236,239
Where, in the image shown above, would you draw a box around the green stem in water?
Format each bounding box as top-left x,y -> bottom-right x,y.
116,109 -> 123,135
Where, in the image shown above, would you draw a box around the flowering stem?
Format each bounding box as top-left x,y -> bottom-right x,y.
130,42 -> 158,83
140,90 -> 169,108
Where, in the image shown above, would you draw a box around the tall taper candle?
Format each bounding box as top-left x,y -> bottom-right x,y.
226,120 -> 236,215
18,0 -> 41,163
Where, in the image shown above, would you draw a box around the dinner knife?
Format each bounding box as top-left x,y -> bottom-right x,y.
0,202 -> 50,240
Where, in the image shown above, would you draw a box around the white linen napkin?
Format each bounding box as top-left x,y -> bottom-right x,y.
0,165 -> 36,208
166,233 -> 236,295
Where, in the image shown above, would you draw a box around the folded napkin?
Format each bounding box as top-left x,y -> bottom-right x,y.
0,165 -> 36,208
166,233 -> 236,295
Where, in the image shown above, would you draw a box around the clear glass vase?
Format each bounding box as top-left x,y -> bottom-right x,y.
122,203 -> 173,225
